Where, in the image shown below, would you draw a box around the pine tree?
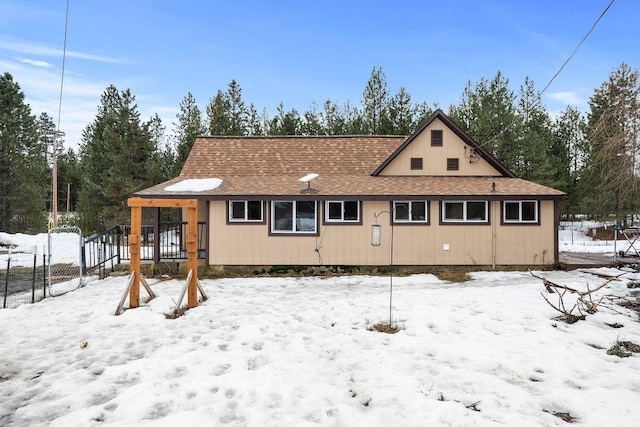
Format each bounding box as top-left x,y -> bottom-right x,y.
207,90 -> 231,135
583,62 -> 640,221
174,92 -> 204,171
388,87 -> 414,135
449,72 -> 519,170
516,77 -> 554,184
78,85 -> 162,232
344,100 -> 365,134
56,148 -> 82,214
227,80 -> 248,135
247,103 -> 266,135
322,99 -> 345,135
414,101 -> 434,128
270,102 -> 302,135
0,73 -> 48,232
553,106 -> 586,216
362,66 -> 390,134
301,101 -> 324,135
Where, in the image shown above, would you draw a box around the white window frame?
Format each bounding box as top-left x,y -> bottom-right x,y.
325,201 -> 360,223
503,200 -> 538,223
270,201 -> 317,234
229,200 -> 263,222
442,201 -> 488,223
392,201 -> 428,223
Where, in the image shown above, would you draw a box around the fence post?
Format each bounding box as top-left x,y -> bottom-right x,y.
42,250 -> 46,299
153,208 -> 160,263
31,246 -> 37,303
116,226 -> 121,265
81,240 -> 87,275
98,237 -> 103,279
3,250 -> 10,309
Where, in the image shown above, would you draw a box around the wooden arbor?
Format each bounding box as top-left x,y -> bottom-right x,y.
127,197 -> 200,309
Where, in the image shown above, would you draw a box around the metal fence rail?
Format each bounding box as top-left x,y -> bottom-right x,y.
83,225 -> 122,277
119,221 -> 207,262
82,222 -> 206,275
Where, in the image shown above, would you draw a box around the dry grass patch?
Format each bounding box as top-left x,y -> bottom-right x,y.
434,270 -> 471,282
368,321 -> 403,334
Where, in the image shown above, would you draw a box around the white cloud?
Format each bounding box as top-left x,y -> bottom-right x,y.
16,57 -> 53,68
0,36 -> 124,64
546,91 -> 584,106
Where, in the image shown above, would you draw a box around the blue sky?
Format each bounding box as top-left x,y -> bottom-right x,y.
0,0 -> 638,150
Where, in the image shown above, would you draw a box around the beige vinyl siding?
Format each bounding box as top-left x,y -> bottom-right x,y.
378,118 -> 501,177
207,200 -> 557,266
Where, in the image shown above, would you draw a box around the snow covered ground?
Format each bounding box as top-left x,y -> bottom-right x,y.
1,224 -> 640,426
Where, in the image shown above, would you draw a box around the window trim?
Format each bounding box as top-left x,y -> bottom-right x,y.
391,201 -> 430,224
501,200 -> 540,225
227,200 -> 265,224
323,200 -> 362,225
269,200 -> 319,235
440,200 -> 490,225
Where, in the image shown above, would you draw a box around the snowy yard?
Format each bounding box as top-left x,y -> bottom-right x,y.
1,268 -> 640,426
1,221 -> 640,426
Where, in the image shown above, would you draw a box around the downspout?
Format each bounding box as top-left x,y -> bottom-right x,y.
205,201 -> 210,265
492,205 -> 497,270
554,199 -> 560,264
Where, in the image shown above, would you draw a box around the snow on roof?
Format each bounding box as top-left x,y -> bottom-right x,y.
164,178 -> 223,192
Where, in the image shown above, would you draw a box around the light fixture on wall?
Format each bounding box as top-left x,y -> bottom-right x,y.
299,173 -> 319,194
371,223 -> 382,246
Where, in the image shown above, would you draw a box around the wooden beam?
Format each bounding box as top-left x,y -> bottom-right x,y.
128,197 -> 197,209
186,205 -> 198,308
129,205 -> 142,308
126,196 -> 200,311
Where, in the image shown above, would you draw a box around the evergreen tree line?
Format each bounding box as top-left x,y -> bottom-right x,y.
0,63 -> 638,234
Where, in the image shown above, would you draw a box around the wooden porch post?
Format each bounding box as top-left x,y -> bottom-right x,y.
129,203 -> 142,308
186,205 -> 198,308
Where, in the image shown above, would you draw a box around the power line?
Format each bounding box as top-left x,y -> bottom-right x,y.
56,0 -> 69,138
52,0 -> 70,229
539,0 -> 615,97
475,0 -> 615,150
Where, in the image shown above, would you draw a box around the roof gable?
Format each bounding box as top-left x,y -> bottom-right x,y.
372,109 -> 516,178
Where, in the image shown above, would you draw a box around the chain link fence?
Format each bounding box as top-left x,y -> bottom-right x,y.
1,246 -> 48,309
1,226 -> 84,309
48,226 -> 84,296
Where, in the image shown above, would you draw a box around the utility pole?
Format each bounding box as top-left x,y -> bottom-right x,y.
52,130 -> 64,229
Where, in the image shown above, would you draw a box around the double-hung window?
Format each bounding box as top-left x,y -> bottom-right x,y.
325,201 -> 360,223
442,201 -> 488,223
229,200 -> 263,222
393,201 -> 428,223
503,200 -> 538,223
271,201 -> 317,234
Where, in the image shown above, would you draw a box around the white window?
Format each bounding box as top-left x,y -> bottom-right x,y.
271,201 -> 317,233
442,201 -> 488,222
393,201 -> 428,223
229,201 -> 263,222
503,201 -> 538,223
325,201 -> 360,223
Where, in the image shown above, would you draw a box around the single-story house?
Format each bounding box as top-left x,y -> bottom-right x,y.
135,109 -> 564,268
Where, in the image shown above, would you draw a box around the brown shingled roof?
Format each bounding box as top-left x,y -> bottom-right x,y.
179,135 -> 406,178
137,175 -> 564,199
135,134 -> 564,199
